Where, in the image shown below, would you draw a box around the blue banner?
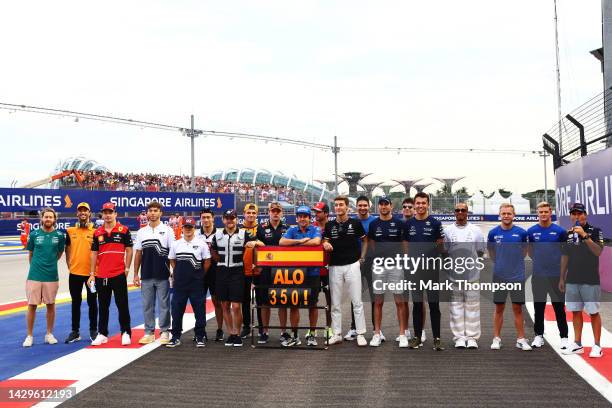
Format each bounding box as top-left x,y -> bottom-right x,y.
0,214 -> 552,236
0,188 -> 234,213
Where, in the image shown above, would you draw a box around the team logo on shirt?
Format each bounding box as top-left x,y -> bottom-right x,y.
118,227 -> 124,232
98,236 -> 104,242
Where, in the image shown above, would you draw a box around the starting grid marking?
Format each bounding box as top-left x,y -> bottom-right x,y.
525,303 -> 612,402
0,293 -> 213,408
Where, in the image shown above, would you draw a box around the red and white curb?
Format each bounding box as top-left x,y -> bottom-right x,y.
525,302 -> 611,402
2,302 -> 214,408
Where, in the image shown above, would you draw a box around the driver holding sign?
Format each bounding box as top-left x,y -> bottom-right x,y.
279,205 -> 322,347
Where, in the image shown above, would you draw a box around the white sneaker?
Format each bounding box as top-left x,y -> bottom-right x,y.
159,331 -> 170,345
379,331 -> 386,342
490,337 -> 502,350
560,337 -> 569,350
370,333 -> 382,347
516,338 -> 533,351
421,330 -> 427,343
589,345 -> 603,358
121,332 -> 131,346
22,335 -> 33,347
396,329 -> 412,342
466,338 -> 478,349
356,335 -> 367,347
138,334 -> 155,345
91,334 -> 108,346
531,335 -> 545,348
398,335 -> 409,348
454,338 -> 466,349
343,329 -> 357,341
44,333 -> 58,345
561,342 -> 584,355
328,334 -> 343,345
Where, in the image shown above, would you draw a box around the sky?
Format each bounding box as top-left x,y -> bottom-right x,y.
0,0 -> 603,195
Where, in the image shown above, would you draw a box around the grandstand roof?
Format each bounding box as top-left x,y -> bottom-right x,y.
207,168 -> 332,200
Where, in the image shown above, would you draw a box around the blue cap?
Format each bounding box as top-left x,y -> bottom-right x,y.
378,196 -> 391,204
296,205 -> 311,215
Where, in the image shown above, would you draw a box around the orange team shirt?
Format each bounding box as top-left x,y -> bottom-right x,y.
66,224 -> 95,276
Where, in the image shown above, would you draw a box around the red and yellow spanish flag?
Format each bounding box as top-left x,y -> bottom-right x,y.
255,246 -> 327,267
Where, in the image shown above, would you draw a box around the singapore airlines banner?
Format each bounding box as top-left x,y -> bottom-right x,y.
0,188 -> 235,213
555,147 -> 612,238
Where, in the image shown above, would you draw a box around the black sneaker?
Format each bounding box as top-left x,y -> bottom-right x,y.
280,332 -> 291,346
225,335 -> 235,347
64,331 -> 80,344
89,330 -> 98,342
166,337 -> 181,348
233,336 -> 243,347
240,327 -> 250,339
257,332 -> 269,344
408,337 -> 422,349
195,336 -> 206,348
215,329 -> 224,342
433,338 -> 445,351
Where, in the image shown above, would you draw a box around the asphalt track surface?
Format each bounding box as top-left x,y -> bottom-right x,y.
61,294 -> 610,408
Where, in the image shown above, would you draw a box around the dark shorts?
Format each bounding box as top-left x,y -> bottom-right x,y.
216,266 -> 244,303
493,277 -> 525,305
255,269 -> 271,305
304,275 -> 321,306
320,274 -> 329,288
204,266 -> 216,296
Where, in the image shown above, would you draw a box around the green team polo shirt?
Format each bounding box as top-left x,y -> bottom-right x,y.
27,229 -> 65,282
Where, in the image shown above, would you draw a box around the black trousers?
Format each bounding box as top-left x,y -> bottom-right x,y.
96,274 -> 131,336
532,276 -> 568,338
413,288 -> 441,339
69,274 -> 97,332
243,276 -> 263,333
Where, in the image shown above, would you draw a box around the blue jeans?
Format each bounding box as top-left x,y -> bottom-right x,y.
171,285 -> 206,339
141,279 -> 171,334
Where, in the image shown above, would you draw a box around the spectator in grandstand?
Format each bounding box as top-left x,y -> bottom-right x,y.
367,196 -> 408,348
199,208 -> 224,342
64,202 -> 98,344
89,202 -> 133,347
443,202 -> 485,349
167,217 -> 211,348
19,218 -> 31,249
250,202 -> 290,344
405,192 -> 445,351
279,205 -> 322,347
210,210 -> 255,347
23,208 -> 65,347
311,201 -> 333,340
133,201 -> 174,345
487,203 -> 532,351
241,203 -> 262,339
560,203 -> 605,358
527,201 -> 569,350
323,196 -> 368,347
